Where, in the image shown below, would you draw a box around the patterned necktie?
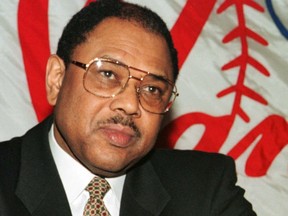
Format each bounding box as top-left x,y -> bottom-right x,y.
83,176 -> 111,216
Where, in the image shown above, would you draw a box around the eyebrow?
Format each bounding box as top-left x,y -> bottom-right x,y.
100,54 -> 171,81
101,55 -> 125,64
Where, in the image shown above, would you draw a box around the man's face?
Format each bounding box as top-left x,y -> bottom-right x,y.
47,18 -> 173,177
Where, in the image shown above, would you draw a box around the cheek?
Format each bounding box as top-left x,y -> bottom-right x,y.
56,71 -> 105,120
138,114 -> 163,146
53,77 -> 98,140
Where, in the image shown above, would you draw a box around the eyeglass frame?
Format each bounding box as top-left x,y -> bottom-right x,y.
70,57 -> 179,114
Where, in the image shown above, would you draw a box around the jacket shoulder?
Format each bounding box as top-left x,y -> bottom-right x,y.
150,149 -> 233,171
148,149 -> 256,215
147,149 -> 235,196
0,137 -> 22,175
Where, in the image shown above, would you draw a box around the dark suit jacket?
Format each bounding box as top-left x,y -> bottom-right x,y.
0,117 -> 256,216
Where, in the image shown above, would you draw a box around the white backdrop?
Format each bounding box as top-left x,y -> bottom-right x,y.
0,0 -> 287,215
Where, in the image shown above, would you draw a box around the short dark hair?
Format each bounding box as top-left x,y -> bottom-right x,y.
56,0 -> 178,81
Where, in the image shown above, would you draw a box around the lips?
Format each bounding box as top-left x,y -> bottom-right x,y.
99,124 -> 137,147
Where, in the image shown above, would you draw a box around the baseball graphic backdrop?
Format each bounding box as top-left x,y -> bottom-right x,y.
0,1 -> 287,215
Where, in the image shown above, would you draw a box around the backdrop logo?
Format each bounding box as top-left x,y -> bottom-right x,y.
266,0 -> 288,39
157,0 -> 288,177
17,0 -> 94,121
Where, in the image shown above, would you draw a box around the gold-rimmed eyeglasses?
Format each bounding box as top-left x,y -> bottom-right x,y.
71,57 -> 178,114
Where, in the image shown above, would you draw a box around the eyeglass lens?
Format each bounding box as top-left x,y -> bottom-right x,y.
83,59 -> 176,114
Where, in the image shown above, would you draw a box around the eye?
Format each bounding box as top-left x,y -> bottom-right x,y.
142,85 -> 163,96
100,70 -> 116,79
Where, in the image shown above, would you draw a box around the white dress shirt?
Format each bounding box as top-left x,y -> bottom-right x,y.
48,124 -> 125,216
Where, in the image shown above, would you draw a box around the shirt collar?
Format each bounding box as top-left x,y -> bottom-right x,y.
48,124 -> 125,204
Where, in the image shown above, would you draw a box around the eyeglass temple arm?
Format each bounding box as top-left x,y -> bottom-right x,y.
71,60 -> 87,70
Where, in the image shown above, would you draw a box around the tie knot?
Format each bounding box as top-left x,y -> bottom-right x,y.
85,177 -> 110,199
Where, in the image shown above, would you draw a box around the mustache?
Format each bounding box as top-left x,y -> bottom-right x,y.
97,115 -> 141,138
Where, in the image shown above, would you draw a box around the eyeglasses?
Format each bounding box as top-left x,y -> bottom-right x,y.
71,57 -> 178,114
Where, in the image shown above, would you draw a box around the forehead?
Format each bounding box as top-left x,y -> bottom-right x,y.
72,17 -> 173,80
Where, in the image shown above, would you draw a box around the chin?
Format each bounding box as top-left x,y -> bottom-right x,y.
89,164 -> 129,178
89,157 -> 140,177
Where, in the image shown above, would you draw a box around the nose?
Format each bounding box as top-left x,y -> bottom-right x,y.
109,82 -> 141,117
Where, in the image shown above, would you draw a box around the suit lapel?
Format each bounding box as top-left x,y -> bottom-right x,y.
15,117 -> 72,216
120,158 -> 170,216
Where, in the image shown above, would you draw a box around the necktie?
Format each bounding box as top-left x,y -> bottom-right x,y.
83,176 -> 111,216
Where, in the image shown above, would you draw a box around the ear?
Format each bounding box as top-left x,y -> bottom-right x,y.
46,54 -> 66,106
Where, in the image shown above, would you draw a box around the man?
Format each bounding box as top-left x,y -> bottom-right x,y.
0,0 -> 256,215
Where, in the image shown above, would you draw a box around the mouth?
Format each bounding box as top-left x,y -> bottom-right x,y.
99,124 -> 138,148
97,115 -> 141,148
